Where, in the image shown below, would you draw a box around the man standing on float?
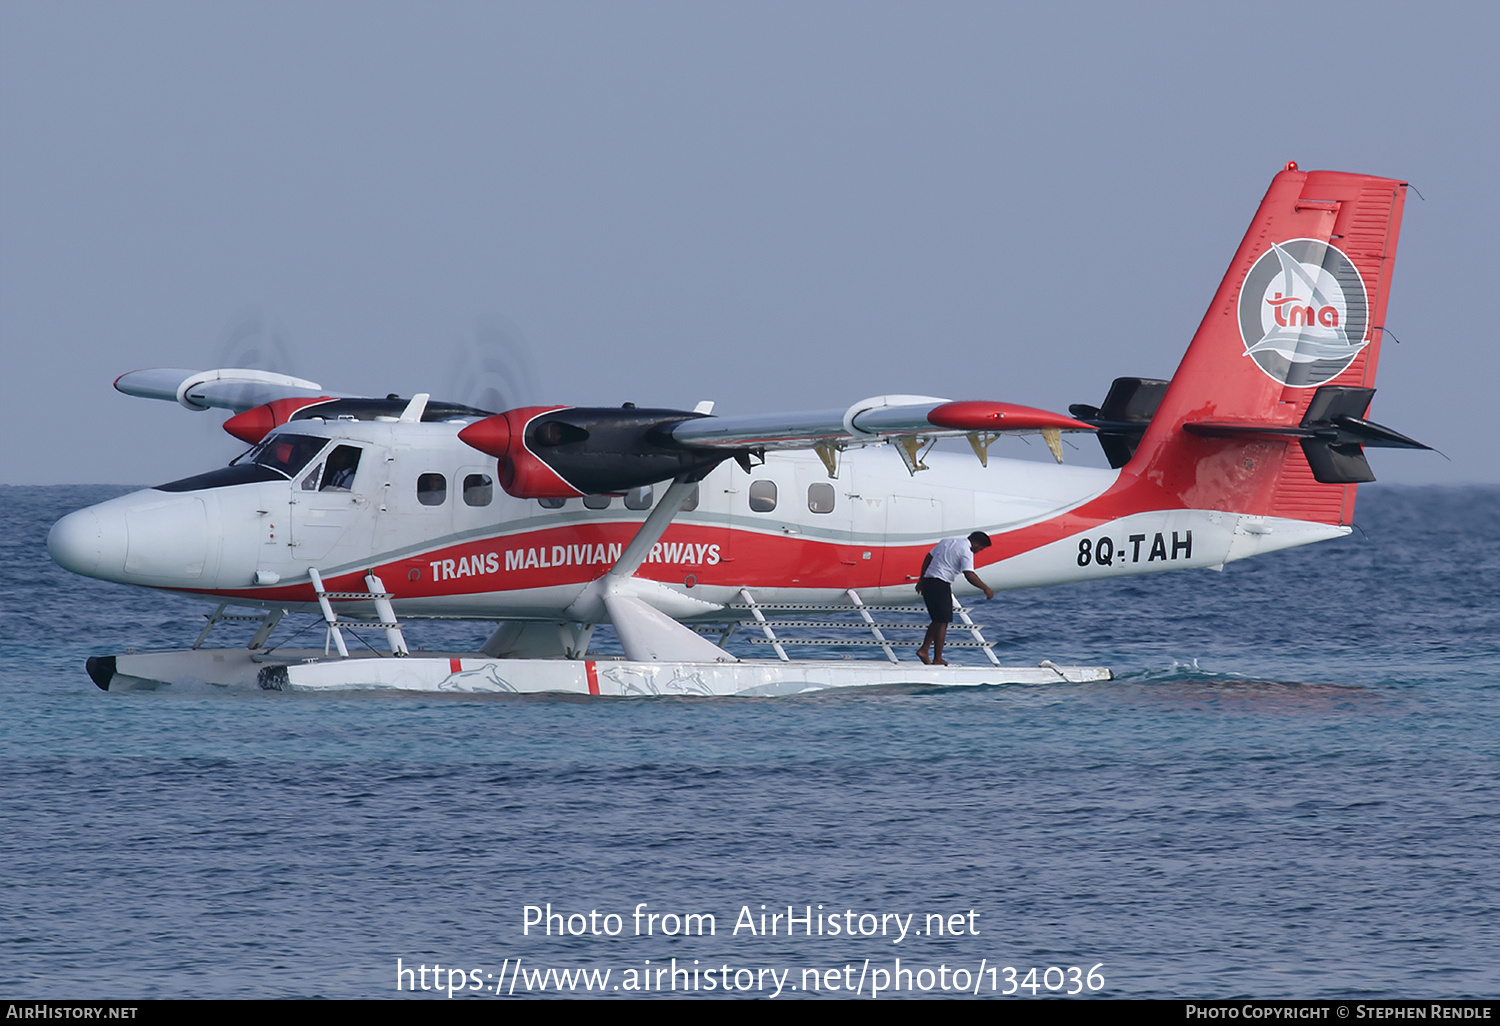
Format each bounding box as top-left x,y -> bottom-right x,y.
915,531 -> 994,666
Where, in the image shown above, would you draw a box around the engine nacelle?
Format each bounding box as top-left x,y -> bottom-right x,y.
458,406 -> 726,499
222,397 -> 333,443
224,395 -> 496,444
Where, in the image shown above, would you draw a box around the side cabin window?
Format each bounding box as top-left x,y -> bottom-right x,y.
583,494 -> 612,510
680,484 -> 700,512
623,486 -> 653,511
538,497 -> 567,510
749,480 -> 777,512
807,482 -> 835,514
463,473 -> 493,506
418,473 -> 447,506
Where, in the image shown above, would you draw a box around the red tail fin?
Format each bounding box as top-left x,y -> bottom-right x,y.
1127,164 -> 1407,525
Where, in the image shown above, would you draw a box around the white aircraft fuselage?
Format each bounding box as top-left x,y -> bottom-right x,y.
48,413 -> 1341,624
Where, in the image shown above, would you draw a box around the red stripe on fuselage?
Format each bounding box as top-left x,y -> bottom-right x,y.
183,471 -> 1197,606
182,481 -> 1188,604
385,522 -> 892,596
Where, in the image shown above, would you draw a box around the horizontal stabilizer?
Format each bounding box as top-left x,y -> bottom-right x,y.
1182,386 -> 1430,484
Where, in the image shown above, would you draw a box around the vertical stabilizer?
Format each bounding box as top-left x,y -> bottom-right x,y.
1126,164 -> 1407,525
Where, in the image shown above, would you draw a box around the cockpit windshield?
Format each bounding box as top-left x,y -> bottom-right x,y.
232,433 -> 329,478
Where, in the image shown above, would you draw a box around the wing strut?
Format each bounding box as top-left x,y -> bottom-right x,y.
602,476 -> 703,584
563,476 -> 735,664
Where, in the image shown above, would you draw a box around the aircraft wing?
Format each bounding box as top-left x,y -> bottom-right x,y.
458,394 -> 1096,497
114,368 -> 344,412
668,394 -> 1093,450
113,369 -> 1095,497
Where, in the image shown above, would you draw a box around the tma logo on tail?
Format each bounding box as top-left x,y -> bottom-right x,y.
1238,239 -> 1369,387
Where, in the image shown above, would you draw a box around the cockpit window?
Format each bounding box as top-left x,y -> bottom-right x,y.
155,463 -> 284,493
157,432 -> 338,493
234,434 -> 328,479
319,446 -> 361,490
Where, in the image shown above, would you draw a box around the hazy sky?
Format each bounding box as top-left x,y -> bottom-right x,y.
3,1 -> 1496,486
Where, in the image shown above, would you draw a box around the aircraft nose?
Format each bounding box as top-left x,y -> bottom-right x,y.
48,493 -> 210,584
47,507 -> 117,578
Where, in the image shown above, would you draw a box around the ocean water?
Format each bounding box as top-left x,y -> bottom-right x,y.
1,484 -> 1497,999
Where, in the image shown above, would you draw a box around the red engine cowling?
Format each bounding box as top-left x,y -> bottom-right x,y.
222,397 -> 334,443
459,404 -> 727,498
457,406 -> 582,499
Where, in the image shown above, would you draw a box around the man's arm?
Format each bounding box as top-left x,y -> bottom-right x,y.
963,570 -> 994,601
915,553 -> 933,593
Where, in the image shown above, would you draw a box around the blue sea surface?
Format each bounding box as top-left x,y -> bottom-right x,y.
1,484 -> 1497,999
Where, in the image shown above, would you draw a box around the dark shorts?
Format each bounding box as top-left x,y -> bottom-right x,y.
920,578 -> 953,623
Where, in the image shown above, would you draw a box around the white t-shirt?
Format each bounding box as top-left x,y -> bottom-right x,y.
923,537 -> 974,584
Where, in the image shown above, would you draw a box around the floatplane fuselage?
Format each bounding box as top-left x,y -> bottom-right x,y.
47,164 -> 1430,693
51,419 -> 1305,619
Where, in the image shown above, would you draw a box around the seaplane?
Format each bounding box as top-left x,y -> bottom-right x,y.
48,163 -> 1430,696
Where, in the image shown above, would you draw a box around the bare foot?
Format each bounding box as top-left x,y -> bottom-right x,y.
933,658 -> 949,666
916,649 -> 931,665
